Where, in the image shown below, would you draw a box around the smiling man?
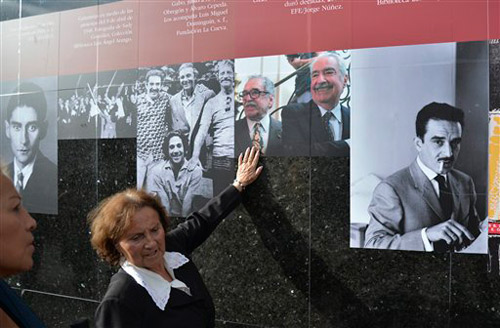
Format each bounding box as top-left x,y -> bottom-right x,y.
191,60 -> 235,194
136,69 -> 170,189
169,63 -> 215,157
364,102 -> 482,252
282,51 -> 350,157
235,75 -> 282,156
3,82 -> 57,214
147,131 -> 202,217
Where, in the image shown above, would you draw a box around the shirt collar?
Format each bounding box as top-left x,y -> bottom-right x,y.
121,252 -> 191,311
417,156 -> 446,182
164,159 -> 188,172
246,113 -> 270,133
318,103 -> 342,123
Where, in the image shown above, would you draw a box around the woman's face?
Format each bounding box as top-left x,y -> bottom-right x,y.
117,206 -> 166,273
0,174 -> 37,277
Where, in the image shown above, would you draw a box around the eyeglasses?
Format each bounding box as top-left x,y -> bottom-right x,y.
238,89 -> 269,100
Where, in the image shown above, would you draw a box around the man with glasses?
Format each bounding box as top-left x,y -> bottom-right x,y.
282,52 -> 350,157
235,75 -> 282,156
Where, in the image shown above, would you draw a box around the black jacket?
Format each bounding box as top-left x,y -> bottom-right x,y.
95,186 -> 242,328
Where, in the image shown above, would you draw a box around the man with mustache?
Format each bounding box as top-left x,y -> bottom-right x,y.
147,131 -> 202,217
136,69 -> 170,189
235,75 -> 282,157
3,82 -> 57,214
169,63 -> 215,162
282,52 -> 350,157
364,103 -> 482,252
191,60 -> 235,194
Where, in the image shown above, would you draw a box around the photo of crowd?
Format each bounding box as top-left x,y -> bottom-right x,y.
58,70 -> 137,139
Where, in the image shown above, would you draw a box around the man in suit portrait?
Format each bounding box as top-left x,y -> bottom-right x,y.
364,102 -> 483,252
282,51 -> 350,157
4,82 -> 57,214
235,75 -> 282,156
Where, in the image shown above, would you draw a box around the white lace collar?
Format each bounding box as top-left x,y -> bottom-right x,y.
121,252 -> 191,310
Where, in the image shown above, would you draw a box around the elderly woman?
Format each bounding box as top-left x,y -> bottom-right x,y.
0,167 -> 45,327
90,147 -> 262,327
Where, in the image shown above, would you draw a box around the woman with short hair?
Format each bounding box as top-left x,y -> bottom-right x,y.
90,147 -> 262,327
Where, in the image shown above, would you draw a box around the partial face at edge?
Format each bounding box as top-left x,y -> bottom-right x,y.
0,174 -> 37,277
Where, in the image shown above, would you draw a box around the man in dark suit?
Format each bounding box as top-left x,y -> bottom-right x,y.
4,82 -> 57,214
364,103 -> 483,252
235,75 -> 282,156
282,52 -> 350,157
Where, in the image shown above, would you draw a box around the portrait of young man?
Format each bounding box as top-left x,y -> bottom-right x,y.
363,103 -> 484,252
2,82 -> 58,214
349,42 -> 488,254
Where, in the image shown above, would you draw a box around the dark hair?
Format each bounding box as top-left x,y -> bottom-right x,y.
162,130 -> 189,160
145,69 -> 164,82
6,82 -> 47,122
415,102 -> 465,140
88,189 -> 169,266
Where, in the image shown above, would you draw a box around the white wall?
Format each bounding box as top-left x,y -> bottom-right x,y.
350,42 -> 457,224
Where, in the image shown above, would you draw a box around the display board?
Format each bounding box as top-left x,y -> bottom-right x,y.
1,0 -> 499,326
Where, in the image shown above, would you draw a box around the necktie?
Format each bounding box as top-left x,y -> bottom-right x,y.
16,172 -> 24,192
435,175 -> 453,219
252,122 -> 263,152
322,111 -> 335,142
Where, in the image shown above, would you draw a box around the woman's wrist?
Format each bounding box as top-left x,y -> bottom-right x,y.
232,179 -> 245,192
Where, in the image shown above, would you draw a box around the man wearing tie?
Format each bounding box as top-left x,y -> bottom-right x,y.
364,103 -> 482,252
4,82 -> 57,214
235,75 -> 282,156
282,52 -> 350,157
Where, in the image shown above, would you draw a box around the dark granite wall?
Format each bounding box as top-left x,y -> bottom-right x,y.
1,2 -> 500,328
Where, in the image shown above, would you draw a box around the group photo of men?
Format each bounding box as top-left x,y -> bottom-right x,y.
0,78 -> 58,214
349,41 -> 489,254
136,60 -> 235,217
234,50 -> 352,158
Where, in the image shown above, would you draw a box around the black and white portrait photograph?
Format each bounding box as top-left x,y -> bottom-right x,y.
58,69 -> 137,140
350,41 -> 489,254
137,60 -> 235,216
0,77 -> 58,214
235,50 -> 351,157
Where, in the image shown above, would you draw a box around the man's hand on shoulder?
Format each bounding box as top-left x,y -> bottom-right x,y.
187,157 -> 201,171
426,219 -> 475,247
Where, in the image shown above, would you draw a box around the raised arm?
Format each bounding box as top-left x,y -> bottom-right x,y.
167,147 -> 263,254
